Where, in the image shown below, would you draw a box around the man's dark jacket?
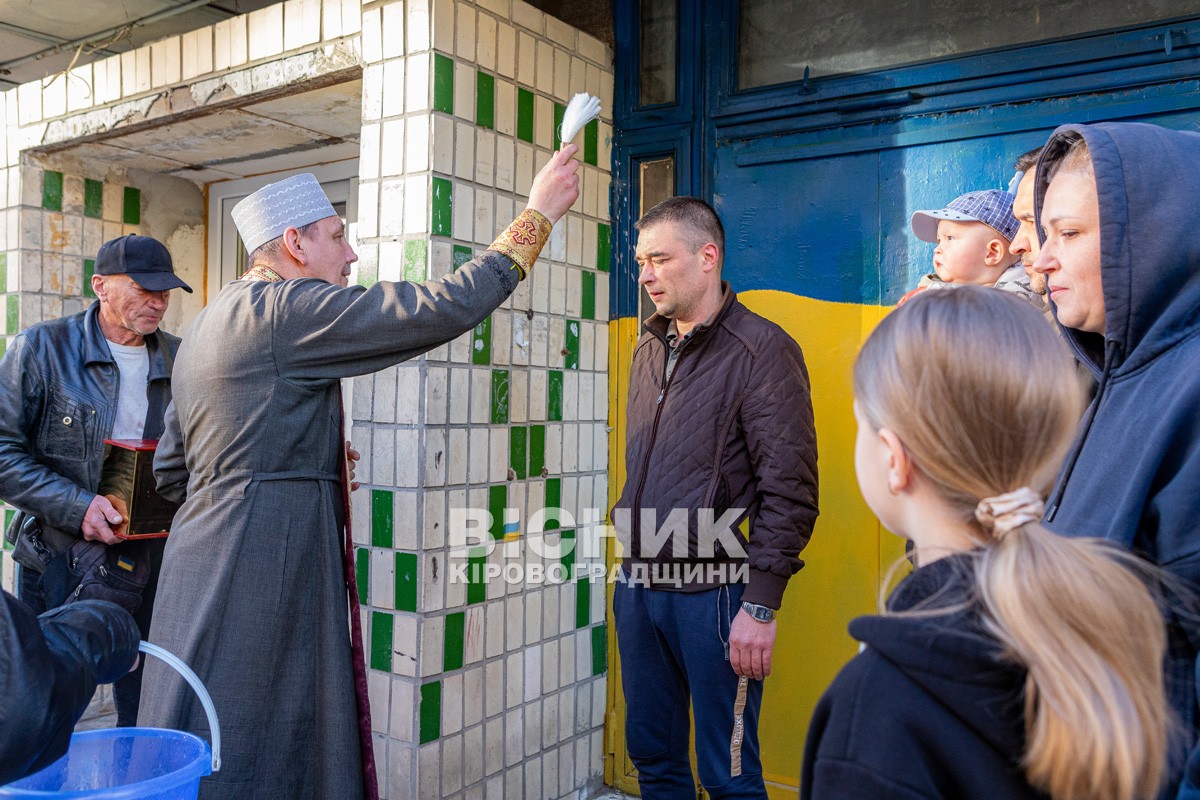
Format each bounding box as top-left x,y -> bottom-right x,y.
0,303 -> 179,567
613,285 -> 818,609
0,590 -> 140,784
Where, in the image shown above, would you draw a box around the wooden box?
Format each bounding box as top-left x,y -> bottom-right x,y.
98,439 -> 181,539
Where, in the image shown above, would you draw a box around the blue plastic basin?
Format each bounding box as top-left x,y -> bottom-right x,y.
0,728 -> 212,799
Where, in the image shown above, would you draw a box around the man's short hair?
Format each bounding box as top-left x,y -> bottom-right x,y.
1014,146 -> 1043,173
248,220 -> 319,263
636,197 -> 725,261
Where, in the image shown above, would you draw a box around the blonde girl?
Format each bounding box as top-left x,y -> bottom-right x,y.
801,287 -> 1170,800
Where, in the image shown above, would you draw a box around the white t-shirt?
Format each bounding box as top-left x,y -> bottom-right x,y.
107,340 -> 150,439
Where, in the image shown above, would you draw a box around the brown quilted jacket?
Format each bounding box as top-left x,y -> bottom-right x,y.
613,285 -> 819,609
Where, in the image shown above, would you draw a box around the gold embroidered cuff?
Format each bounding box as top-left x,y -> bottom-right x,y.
489,208 -> 553,281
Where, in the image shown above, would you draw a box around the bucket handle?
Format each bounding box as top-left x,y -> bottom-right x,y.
138,641 -> 221,773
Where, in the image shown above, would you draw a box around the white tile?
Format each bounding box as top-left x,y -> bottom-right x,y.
378,179 -> 403,237
514,32 -> 537,89
530,314 -> 548,366
323,0 -> 345,41
417,741 -> 439,798
453,183 -> 474,244
432,0 -> 455,53
407,0 -> 431,53
476,0 -> 508,13
424,427 -> 447,488
533,43 -> 554,100
380,118 -> 405,177
496,22 -> 516,79
381,2 -> 405,59
284,0 -> 322,51
467,424 -> 489,485
567,216 -> 583,265
511,0 -> 543,33
340,0 -> 361,36
405,114 -> 429,172
505,651 -> 524,708
577,31 -> 608,66
42,74 -> 66,118
420,615 -> 444,677
523,702 -> 542,758
371,548 -> 395,609
534,95 -> 553,151
571,56 -> 588,98
367,669 -> 390,733
494,137 -> 515,193
505,595 -> 524,652
443,674 -> 464,738
248,5 -> 285,61
476,12 -> 497,71
449,367 -> 470,425
66,65 -> 92,112
455,4 -> 477,62
512,313 -> 530,367
494,79 -> 515,137
491,307 -> 511,365
403,174 -> 428,234
405,52 -> 430,113
453,61 -> 474,121
473,189 -> 494,247
453,122 -> 476,181
463,719 -> 484,786
469,368 -> 491,426
553,48 -> 570,103
381,59 -> 405,118
395,429 -> 420,487
488,428 -> 507,483
515,141 -> 535,197
465,607 -> 485,667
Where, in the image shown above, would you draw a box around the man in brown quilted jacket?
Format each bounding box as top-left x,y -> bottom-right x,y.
612,196 -> 819,799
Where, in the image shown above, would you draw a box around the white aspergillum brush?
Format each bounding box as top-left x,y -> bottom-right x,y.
559,92 -> 602,149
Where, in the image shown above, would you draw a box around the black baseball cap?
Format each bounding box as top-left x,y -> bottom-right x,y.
94,234 -> 193,293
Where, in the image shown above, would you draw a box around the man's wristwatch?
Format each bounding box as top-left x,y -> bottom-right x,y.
741,601 -> 776,623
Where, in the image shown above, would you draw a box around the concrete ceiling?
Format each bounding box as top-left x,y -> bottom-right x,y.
0,1 -> 280,90
45,78 -> 362,185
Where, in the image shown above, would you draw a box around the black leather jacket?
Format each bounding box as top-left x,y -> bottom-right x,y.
0,304 -> 179,567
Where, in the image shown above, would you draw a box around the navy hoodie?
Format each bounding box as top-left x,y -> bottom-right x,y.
802,555 -> 1045,800
1034,122 -> 1200,783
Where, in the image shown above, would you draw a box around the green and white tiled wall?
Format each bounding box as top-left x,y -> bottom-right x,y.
351,1 -> 612,796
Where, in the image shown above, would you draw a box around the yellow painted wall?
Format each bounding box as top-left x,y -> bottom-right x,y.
604,291 -> 906,796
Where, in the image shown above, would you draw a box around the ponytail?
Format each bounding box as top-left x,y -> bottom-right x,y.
976,514 -> 1168,800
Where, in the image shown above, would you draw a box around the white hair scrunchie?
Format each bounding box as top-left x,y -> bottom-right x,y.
975,487 -> 1044,536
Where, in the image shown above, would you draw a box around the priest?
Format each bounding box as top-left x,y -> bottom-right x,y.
139,145 -> 580,800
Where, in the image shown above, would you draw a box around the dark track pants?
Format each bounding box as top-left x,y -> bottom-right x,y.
614,579 -> 767,800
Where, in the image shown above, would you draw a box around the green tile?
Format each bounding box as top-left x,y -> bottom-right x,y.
516,88 -> 535,143
404,240 -> 426,282
433,53 -> 454,114
356,547 -> 369,605
564,320 -> 580,370
0,253 -> 7,294
83,259 -> 96,299
528,425 -> 545,477
42,171 -> 62,211
581,271 -> 596,320
357,263 -> 379,289
510,426 -> 527,480
7,294 -> 19,335
467,547 -> 487,604
371,611 -> 393,672
476,71 -> 495,129
395,551 -> 417,612
420,681 -> 442,743
488,485 -> 506,541
597,223 -> 611,273
552,103 -> 565,151
547,370 -> 563,422
490,369 -> 509,424
443,612 -> 465,671
576,577 -> 590,628
3,509 -> 12,550
0,339 -> 5,360
453,245 -> 473,270
471,315 -> 492,365
591,624 -> 607,676
561,529 -> 575,576
544,478 -> 561,531
584,119 -> 599,166
431,177 -> 452,237
371,489 -> 394,548
123,187 -> 141,225
84,179 -> 103,219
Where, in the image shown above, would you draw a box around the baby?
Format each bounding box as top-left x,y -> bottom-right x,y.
900,189 -> 1040,308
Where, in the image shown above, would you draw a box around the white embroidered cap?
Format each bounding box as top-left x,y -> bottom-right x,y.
231,173 -> 337,253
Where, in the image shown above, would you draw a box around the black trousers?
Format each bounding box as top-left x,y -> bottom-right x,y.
16,537 -> 166,727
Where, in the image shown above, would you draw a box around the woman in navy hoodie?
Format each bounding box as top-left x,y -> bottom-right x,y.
802,288 -> 1170,800
1032,123 -> 1200,797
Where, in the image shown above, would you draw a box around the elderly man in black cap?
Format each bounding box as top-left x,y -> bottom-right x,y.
0,233 -> 191,725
